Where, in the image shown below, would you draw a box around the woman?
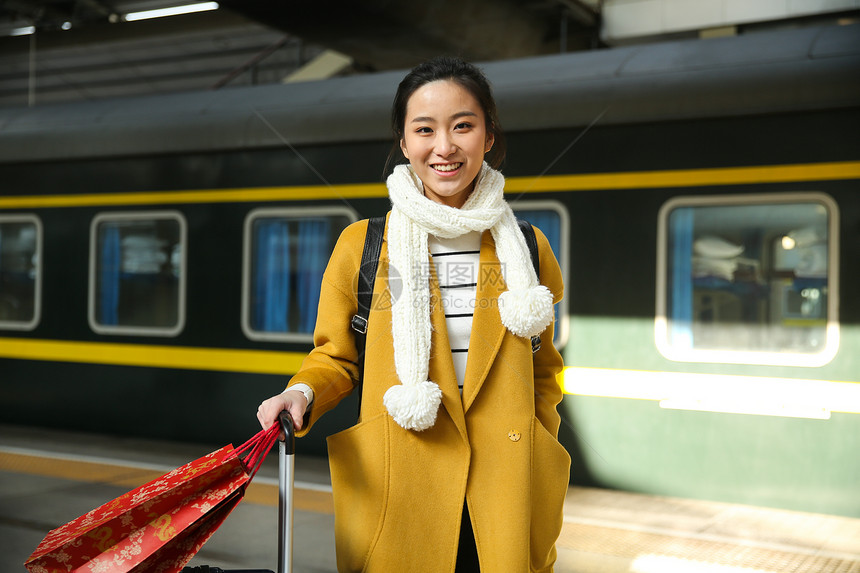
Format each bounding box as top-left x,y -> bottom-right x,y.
257,56 -> 570,573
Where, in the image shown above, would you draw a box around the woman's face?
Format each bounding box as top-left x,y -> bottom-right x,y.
399,80 -> 493,208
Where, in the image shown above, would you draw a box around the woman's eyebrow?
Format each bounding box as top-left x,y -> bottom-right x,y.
410,110 -> 479,123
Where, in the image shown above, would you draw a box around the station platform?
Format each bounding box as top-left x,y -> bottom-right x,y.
1,423 -> 858,573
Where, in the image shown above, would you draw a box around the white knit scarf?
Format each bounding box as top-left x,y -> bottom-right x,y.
383,162 -> 554,431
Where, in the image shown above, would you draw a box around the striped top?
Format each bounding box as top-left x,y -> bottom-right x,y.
428,231 -> 482,391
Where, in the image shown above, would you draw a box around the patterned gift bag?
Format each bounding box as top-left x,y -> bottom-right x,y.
25,423 -> 279,573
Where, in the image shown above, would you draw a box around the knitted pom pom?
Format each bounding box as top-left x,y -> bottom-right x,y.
498,285 -> 554,338
383,380 -> 443,431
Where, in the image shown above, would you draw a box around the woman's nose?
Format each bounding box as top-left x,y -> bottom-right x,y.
434,133 -> 456,156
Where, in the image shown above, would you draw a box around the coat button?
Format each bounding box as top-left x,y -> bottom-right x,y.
508,430 -> 521,442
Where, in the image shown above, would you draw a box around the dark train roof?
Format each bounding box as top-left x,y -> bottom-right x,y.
0,22 -> 858,163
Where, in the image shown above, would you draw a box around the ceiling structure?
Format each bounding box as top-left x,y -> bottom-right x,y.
0,0 -> 600,109
0,3 -> 323,108
0,0 -> 856,109
216,0 -> 601,68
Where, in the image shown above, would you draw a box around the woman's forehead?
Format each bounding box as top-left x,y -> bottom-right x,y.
406,80 -> 483,119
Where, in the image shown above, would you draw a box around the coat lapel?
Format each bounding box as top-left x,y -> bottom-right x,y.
461,231 -> 507,412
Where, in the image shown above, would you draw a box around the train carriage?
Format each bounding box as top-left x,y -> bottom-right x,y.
1,22 -> 859,517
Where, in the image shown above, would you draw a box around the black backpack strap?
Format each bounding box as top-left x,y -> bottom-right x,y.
517,219 -> 543,353
517,218 -> 540,279
351,215 -> 386,415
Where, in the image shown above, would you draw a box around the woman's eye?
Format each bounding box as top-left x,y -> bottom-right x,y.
455,122 -> 472,130
416,127 -> 433,134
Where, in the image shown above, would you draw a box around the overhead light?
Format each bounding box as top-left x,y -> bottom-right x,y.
123,2 -> 219,22
10,26 -> 35,36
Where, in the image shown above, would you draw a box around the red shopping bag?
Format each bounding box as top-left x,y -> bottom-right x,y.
24,422 -> 280,573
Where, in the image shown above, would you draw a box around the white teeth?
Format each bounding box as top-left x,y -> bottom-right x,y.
433,163 -> 461,172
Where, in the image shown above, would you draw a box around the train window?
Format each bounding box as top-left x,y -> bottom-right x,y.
656,193 -> 839,366
242,207 -> 358,342
89,211 -> 186,337
512,201 -> 570,348
0,215 -> 41,331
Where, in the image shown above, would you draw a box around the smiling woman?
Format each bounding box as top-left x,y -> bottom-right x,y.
256,56 -> 567,573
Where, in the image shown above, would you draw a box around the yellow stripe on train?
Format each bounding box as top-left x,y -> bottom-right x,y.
1,161 -> 858,209
0,337 -> 306,375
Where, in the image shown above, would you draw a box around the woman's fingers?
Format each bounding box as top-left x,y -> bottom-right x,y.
256,391 -> 308,431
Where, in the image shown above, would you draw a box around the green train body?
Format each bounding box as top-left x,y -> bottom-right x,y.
1,24 -> 858,517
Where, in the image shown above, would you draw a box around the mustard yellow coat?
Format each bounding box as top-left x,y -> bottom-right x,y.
288,216 -> 569,573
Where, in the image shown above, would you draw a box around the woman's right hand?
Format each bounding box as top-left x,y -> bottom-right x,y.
257,390 -> 309,432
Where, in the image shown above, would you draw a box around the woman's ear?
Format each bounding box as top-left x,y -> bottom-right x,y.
485,133 -> 495,153
400,138 -> 409,159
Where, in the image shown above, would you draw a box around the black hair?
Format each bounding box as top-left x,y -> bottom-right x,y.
384,56 -> 506,177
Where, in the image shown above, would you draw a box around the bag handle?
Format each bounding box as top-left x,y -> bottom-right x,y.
235,422 -> 281,479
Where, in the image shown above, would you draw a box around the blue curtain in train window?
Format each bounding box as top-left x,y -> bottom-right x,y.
296,218 -> 330,333
669,208 -> 694,348
253,220 -> 290,332
512,209 -> 562,342
99,224 -> 121,325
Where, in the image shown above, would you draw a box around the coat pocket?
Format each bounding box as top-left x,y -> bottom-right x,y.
530,416 -> 571,572
327,412 -> 390,573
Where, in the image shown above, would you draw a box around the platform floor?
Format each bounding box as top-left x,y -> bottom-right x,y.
2,423 -> 859,573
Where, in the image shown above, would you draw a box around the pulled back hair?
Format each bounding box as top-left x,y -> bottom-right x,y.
384,56 -> 506,176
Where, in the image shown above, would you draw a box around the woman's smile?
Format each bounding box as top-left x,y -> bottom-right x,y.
432,162 -> 462,174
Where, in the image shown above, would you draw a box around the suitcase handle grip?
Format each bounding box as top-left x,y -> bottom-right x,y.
278,410 -> 295,455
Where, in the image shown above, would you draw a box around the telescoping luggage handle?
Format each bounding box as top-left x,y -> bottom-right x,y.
278,411 -> 295,573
